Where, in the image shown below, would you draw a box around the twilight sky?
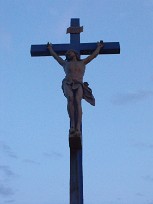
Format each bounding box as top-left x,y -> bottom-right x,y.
0,0 -> 153,204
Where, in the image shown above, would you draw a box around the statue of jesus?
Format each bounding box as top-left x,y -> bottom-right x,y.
47,42 -> 104,136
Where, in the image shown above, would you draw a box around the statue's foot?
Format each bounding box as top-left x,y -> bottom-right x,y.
69,129 -> 82,149
75,129 -> 81,137
69,127 -> 75,134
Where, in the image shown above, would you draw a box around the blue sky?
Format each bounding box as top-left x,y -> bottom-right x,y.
0,0 -> 153,204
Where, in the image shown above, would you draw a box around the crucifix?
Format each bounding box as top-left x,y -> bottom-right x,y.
31,18 -> 120,204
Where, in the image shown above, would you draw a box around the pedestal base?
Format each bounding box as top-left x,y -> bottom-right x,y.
69,132 -> 82,150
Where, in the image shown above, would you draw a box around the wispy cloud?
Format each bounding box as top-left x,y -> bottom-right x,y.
43,151 -> 62,158
0,184 -> 14,197
4,200 -> 15,203
134,142 -> 153,150
0,28 -> 12,52
143,175 -> 153,183
136,192 -> 144,197
0,141 -> 17,159
23,159 -> 40,165
0,166 -> 15,178
0,166 -> 16,199
111,90 -> 153,105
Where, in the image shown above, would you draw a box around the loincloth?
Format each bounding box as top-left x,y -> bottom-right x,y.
62,78 -> 95,106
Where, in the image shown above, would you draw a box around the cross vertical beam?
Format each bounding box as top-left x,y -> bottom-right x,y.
67,18 -> 83,53
70,149 -> 83,204
69,18 -> 81,45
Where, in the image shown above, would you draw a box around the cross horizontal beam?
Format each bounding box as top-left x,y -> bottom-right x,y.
31,42 -> 120,57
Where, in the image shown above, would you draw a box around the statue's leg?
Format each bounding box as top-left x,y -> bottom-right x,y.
62,83 -> 75,131
67,93 -> 75,131
75,86 -> 83,132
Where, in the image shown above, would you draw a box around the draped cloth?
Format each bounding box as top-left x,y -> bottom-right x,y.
62,78 -> 95,106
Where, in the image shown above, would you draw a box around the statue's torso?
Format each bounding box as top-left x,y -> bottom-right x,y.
63,61 -> 85,82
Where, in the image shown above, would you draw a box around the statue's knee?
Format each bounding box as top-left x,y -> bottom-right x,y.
68,95 -> 74,103
75,96 -> 82,104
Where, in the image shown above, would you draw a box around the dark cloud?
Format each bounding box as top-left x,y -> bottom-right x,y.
111,90 -> 153,105
0,166 -> 15,177
0,141 -> 17,159
0,184 -> 14,197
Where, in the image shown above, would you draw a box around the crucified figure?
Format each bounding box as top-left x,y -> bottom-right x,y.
47,41 -> 104,136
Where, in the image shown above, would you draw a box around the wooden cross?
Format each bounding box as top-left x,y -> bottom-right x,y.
31,18 -> 120,204
31,19 -> 120,57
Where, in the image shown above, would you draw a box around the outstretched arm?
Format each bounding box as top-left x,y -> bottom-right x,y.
83,41 -> 104,65
47,42 -> 65,66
